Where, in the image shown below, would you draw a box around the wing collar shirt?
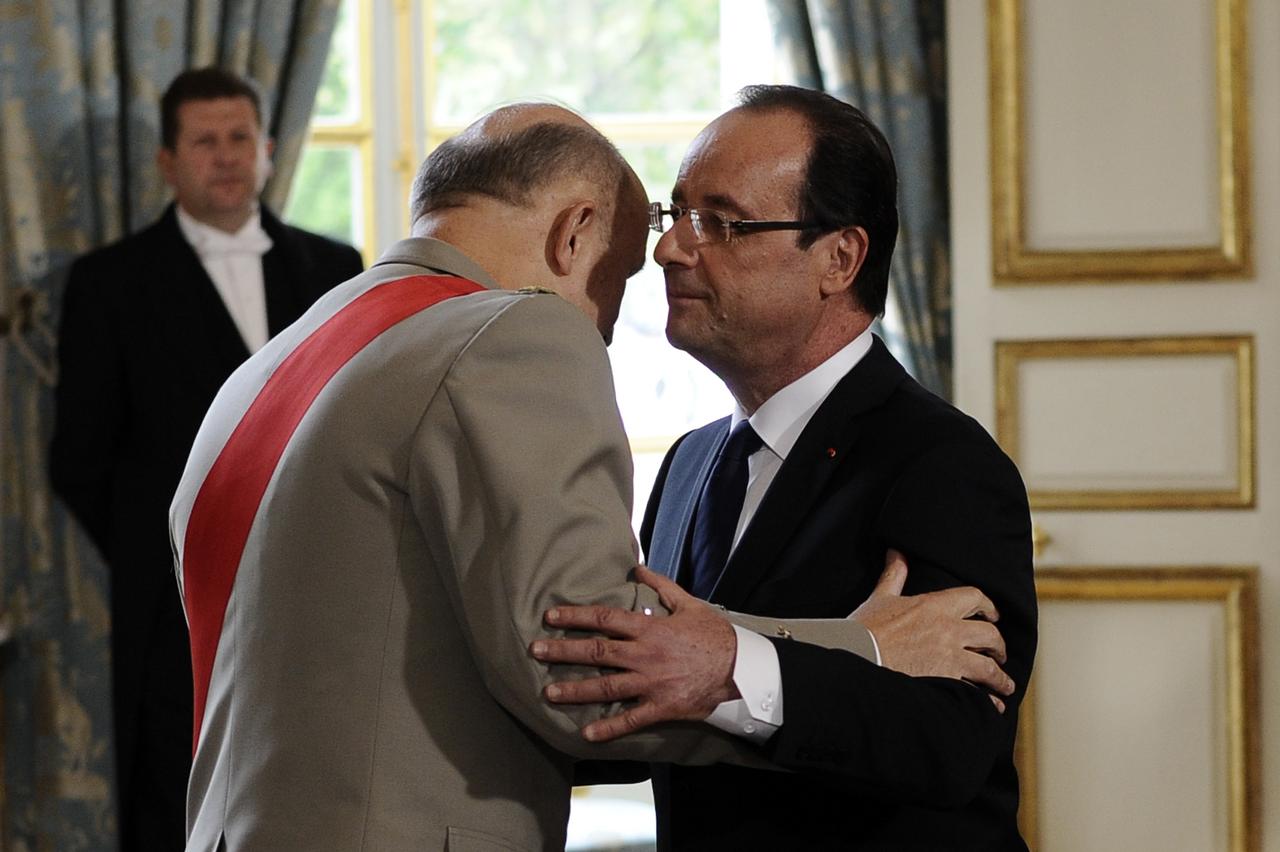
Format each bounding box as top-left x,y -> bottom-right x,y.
706,326 -> 878,743
176,204 -> 273,353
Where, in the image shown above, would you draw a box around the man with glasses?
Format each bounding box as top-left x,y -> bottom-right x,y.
534,85 -> 1036,849
171,101 -> 1011,851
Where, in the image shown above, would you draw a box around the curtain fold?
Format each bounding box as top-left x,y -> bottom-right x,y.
765,0 -> 952,398
0,2 -> 341,847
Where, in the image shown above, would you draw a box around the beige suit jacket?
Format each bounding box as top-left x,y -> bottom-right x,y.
170,238 -> 874,851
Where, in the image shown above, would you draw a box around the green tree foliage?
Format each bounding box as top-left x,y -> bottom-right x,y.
433,0 -> 720,121
313,0 -> 355,120
284,146 -> 357,246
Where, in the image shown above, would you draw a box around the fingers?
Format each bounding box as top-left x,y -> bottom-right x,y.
960,620 -> 1008,665
635,564 -> 686,612
959,651 -> 1015,697
544,672 -> 646,705
581,702 -> 664,742
988,694 -> 1006,714
960,588 -> 1000,623
543,604 -> 647,638
873,550 -> 909,597
530,636 -> 633,668
928,586 -> 1000,623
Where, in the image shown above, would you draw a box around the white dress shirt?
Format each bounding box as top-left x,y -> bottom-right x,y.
176,205 -> 273,353
705,327 -> 880,742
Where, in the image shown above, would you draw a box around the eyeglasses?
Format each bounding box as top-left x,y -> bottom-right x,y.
648,202 -> 820,245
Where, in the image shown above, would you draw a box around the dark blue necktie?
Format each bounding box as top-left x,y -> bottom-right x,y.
687,421 -> 764,599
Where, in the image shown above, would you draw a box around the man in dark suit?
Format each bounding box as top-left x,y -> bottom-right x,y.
49,67 -> 362,851
534,85 -> 1035,849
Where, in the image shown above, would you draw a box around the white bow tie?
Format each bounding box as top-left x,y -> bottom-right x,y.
195,223 -> 273,257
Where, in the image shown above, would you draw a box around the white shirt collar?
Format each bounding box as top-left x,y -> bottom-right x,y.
732,327 -> 875,461
176,204 -> 273,256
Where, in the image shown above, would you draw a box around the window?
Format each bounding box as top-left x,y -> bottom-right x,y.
284,0 -> 373,256
289,0 -> 786,518
287,4 -> 784,845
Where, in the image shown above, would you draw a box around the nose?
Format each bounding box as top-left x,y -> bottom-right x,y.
213,137 -> 241,164
654,225 -> 698,269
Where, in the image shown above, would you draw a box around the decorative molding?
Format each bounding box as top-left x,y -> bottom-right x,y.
988,0 -> 1251,282
1015,566 -> 1260,851
995,335 -> 1254,509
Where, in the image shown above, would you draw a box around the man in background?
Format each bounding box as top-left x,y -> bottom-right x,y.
49,66 -> 362,850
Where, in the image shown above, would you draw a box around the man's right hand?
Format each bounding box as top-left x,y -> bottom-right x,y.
852,550 -> 1014,712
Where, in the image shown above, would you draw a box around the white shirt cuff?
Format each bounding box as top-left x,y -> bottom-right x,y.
704,625 -> 783,744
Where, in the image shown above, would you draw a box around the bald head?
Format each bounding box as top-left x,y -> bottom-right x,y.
405,103 -> 649,344
409,103 -> 635,225
465,102 -> 596,136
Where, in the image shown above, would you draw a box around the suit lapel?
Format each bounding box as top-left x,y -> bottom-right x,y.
646,418 -> 729,582
149,207 -> 252,376
260,207 -> 306,336
709,337 -> 908,609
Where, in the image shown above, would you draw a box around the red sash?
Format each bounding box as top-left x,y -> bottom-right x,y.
182,275 -> 485,751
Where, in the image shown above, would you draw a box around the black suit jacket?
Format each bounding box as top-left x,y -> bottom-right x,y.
48,203 -> 362,826
640,336 -> 1037,851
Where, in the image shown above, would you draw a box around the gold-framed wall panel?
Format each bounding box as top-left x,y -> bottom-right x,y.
995,335 -> 1255,509
1015,566 -> 1260,851
988,0 -> 1252,282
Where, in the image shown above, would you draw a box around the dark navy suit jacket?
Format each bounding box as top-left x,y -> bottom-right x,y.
49,204 -> 361,849
640,336 -> 1037,851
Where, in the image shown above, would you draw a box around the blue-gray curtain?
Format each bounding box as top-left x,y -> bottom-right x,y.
765,0 -> 952,398
0,2 -> 342,848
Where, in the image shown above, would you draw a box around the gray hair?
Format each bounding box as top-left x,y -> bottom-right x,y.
409,121 -> 627,222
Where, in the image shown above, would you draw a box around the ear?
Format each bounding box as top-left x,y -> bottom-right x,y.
818,225 -> 869,297
545,200 -> 598,277
258,136 -> 276,185
157,146 -> 175,187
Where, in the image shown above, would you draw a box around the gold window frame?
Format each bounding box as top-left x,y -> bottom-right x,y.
304,0 -> 377,265
995,335 -> 1255,509
988,0 -> 1251,282
418,0 -> 722,459
1015,566 -> 1260,851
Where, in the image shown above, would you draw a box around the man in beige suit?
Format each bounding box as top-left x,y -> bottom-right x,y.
170,104 -> 1009,851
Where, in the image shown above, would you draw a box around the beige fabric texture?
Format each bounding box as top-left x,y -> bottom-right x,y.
170,238 -> 873,851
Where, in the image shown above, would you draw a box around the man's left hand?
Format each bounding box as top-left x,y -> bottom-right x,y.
529,565 -> 739,742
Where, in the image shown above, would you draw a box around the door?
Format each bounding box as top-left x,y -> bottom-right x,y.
949,1 -> 1278,849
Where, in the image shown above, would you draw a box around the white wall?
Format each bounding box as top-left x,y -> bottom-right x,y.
950,0 -> 1279,848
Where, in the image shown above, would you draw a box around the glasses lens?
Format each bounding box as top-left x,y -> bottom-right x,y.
687,209 -> 728,244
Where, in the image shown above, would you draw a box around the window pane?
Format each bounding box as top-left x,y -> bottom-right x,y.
567,784 -> 657,850
313,0 -> 361,124
609,239 -> 733,445
608,140 -> 733,444
284,144 -> 364,250
615,139 -> 687,202
431,0 -> 721,123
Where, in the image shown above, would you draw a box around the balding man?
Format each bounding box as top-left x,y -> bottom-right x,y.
170,103 -> 885,852
171,102 -> 1017,851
